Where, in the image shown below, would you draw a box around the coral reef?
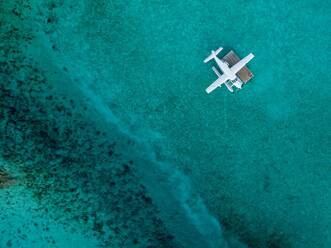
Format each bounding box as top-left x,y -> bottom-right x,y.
0,5 -> 175,247
0,168 -> 15,188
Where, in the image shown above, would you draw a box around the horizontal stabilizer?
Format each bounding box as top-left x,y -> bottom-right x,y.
204,47 -> 223,63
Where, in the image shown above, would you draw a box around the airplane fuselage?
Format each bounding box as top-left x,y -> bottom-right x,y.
214,56 -> 237,81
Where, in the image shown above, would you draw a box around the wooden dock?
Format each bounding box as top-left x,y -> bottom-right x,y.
222,50 -> 254,83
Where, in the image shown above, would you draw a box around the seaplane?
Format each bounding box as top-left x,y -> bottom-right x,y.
204,47 -> 254,93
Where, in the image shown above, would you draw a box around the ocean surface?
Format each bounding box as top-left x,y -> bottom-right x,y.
1,0 -> 330,247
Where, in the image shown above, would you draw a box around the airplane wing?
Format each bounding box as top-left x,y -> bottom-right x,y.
205,74 -> 229,94
230,53 -> 254,74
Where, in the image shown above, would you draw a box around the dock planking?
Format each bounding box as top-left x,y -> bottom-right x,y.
222,50 -> 254,84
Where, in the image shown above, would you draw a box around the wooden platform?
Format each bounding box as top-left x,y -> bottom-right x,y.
222,50 -> 254,83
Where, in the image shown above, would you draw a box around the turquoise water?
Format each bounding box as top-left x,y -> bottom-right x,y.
1,0 -> 330,247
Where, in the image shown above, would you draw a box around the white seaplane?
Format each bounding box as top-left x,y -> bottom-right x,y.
204,47 -> 254,93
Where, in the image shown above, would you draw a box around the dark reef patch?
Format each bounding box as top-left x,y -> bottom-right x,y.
0,168 -> 15,189
221,208 -> 292,248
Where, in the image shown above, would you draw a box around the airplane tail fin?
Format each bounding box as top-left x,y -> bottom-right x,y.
203,47 -> 223,63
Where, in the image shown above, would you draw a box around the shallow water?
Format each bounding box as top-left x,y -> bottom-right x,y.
1,0 -> 330,247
